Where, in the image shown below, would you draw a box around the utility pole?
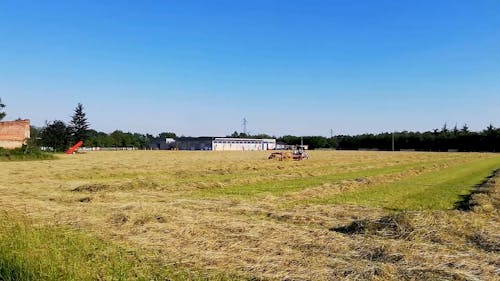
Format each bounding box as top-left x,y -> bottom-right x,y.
392,131 -> 395,152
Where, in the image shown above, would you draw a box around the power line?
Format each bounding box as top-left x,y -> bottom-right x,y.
242,117 -> 248,135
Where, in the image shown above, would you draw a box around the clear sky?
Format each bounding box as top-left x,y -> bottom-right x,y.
1,0 -> 499,136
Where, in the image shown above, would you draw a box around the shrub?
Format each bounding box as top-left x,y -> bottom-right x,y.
0,145 -> 54,161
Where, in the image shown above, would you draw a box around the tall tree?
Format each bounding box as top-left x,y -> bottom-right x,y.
0,98 -> 6,121
69,103 -> 90,143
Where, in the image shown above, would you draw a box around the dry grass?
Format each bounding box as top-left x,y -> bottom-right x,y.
1,150 -> 499,280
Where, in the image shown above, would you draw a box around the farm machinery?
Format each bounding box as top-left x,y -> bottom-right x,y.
65,141 -> 83,154
268,145 -> 309,161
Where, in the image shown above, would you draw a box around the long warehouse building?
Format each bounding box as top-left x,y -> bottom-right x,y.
149,137 -> 276,151
212,138 -> 276,151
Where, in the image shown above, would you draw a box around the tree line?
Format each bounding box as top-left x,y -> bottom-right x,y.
2,98 -> 498,152
230,124 -> 500,152
37,122 -> 500,152
29,103 -> 177,151
334,124 -> 499,152
29,103 -> 169,151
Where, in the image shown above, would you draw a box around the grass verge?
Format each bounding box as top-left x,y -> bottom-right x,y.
0,213 -> 241,281
0,146 -> 54,161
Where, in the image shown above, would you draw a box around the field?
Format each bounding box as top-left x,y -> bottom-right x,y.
0,150 -> 499,280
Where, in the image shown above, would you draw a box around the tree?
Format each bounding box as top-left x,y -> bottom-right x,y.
0,98 -> 6,121
483,124 -> 498,152
69,103 -> 90,143
461,124 -> 469,133
39,120 -> 71,151
158,132 -> 177,139
441,123 -> 448,133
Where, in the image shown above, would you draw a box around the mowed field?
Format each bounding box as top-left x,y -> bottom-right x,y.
1,151 -> 499,280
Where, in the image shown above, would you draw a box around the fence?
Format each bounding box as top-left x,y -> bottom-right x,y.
79,147 -> 138,151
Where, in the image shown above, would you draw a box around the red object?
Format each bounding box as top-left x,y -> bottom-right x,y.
65,141 -> 83,154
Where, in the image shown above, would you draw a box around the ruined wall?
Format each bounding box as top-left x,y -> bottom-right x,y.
0,120 -> 30,149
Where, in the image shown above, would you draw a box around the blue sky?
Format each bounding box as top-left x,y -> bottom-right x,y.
1,0 -> 499,136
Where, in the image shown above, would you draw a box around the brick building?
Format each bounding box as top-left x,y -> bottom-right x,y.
0,119 -> 30,149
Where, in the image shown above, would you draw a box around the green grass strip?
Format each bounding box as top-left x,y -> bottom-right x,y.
314,156 -> 500,210
196,158 -> 461,198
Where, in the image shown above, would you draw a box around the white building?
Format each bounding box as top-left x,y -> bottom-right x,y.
212,138 -> 276,151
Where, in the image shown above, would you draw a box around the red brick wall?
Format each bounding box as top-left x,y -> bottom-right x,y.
0,120 -> 30,149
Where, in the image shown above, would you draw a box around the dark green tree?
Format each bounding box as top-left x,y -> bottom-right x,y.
0,98 -> 6,121
39,120 -> 71,151
69,103 -> 90,143
483,124 -> 498,152
461,124 -> 469,133
158,132 -> 177,139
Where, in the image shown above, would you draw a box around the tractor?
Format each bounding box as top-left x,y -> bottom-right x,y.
268,145 -> 309,161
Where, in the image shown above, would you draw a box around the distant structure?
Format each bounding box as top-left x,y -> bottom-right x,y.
149,137 -> 276,151
212,138 -> 276,151
175,137 -> 213,150
0,119 -> 30,149
275,143 -> 309,150
149,138 -> 175,150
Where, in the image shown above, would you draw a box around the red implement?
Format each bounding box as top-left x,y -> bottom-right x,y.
65,141 -> 83,154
